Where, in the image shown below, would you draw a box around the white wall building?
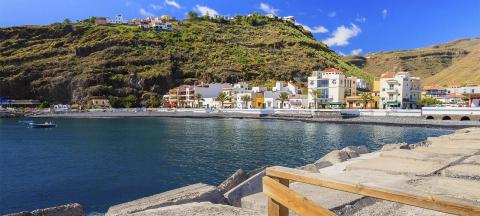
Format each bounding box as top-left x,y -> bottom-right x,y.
307,68 -> 357,108
379,71 -> 422,109
272,81 -> 299,95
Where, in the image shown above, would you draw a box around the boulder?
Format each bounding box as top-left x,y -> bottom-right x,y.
342,146 -> 369,158
217,169 -> 249,194
105,183 -> 225,216
224,170 -> 265,206
314,150 -> 350,165
381,143 -> 411,151
297,164 -> 319,173
7,203 -> 85,216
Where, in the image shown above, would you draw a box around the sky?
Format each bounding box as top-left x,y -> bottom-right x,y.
1,0 -> 479,55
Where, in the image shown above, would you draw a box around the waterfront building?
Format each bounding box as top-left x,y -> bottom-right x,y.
446,84 -> 480,107
307,68 -> 358,108
263,91 -> 279,109
252,92 -> 265,108
235,92 -> 254,109
89,98 -> 111,109
379,71 -> 422,109
356,79 -> 368,90
272,81 -> 298,95
288,95 -> 308,109
167,83 -> 232,108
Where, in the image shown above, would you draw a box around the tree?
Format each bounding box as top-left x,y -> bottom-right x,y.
416,97 -> 441,107
109,96 -> 124,108
194,93 -> 204,108
124,95 -> 139,108
38,101 -> 50,109
146,97 -> 161,108
360,92 -> 373,109
309,89 -> 322,109
187,11 -> 199,20
278,92 -> 289,109
215,92 -> 230,108
240,94 -> 251,109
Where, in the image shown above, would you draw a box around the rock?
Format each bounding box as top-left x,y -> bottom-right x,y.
381,143 -> 411,151
314,150 -> 350,165
106,183 -> 225,216
224,170 -> 265,206
217,169 -> 249,194
297,164 -> 319,173
342,146 -> 369,158
7,203 -> 86,216
130,202 -> 261,216
314,161 -> 333,169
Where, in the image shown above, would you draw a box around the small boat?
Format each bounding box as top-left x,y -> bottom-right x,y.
29,122 -> 57,128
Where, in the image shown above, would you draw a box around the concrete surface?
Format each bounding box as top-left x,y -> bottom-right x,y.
106,183 -> 224,216
130,202 -> 261,216
345,157 -> 449,176
224,170 -> 265,206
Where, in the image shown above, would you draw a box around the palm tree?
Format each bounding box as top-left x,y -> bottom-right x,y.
215,92 -> 229,108
309,89 -> 322,109
194,93 -> 203,108
240,94 -> 251,109
360,92 -> 373,109
278,92 -> 289,109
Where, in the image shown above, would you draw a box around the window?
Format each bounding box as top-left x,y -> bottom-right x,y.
389,94 -> 394,100
332,79 -> 337,85
389,84 -> 394,89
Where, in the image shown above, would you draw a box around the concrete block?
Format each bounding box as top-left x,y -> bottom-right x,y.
224,170 -> 265,206
463,155 -> 480,165
414,146 -> 479,156
441,164 -> 480,179
217,169 -> 249,194
345,157 -> 449,176
297,163 -> 319,173
379,149 -> 460,163
409,177 -> 480,203
130,202 -> 261,216
106,183 -> 224,216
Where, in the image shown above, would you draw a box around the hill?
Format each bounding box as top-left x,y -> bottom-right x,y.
0,15 -> 371,104
344,38 -> 480,85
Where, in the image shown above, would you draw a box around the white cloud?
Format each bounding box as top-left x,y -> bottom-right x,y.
150,4 -> 162,10
140,8 -> 155,17
125,1 -> 133,7
194,5 -> 219,17
350,48 -> 363,56
322,24 -> 361,47
327,11 -> 336,18
337,51 -> 346,56
165,0 -> 181,9
259,3 -> 279,15
355,16 -> 366,23
297,22 -> 328,34
382,9 -> 388,19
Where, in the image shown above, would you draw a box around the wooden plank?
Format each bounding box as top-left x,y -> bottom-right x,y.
263,176 -> 336,216
267,177 -> 289,216
266,166 -> 480,216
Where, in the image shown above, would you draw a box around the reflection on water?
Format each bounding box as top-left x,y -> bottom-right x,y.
0,118 -> 452,214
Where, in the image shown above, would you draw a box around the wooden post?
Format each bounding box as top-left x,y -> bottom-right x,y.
268,177 -> 289,216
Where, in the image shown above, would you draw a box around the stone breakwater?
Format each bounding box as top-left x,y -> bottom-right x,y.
6,128 -> 480,216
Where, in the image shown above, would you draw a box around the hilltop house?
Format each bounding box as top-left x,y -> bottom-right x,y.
379,71 -> 421,109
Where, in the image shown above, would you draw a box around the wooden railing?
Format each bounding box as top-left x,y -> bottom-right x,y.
263,166 -> 480,216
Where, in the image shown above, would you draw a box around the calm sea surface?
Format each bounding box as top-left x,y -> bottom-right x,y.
0,117 -> 453,214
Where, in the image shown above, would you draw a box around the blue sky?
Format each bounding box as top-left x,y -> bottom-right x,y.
1,0 -> 479,55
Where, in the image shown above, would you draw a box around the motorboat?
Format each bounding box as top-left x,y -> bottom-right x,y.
29,122 -> 57,128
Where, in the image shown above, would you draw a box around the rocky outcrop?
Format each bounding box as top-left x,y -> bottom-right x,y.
105,183 -> 225,216
380,143 -> 411,151
217,169 -> 249,194
6,203 -> 85,216
314,146 -> 369,169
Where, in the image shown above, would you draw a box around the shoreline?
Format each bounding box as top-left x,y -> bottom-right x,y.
29,111 -> 480,129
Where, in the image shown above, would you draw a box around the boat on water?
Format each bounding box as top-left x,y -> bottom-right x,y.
28,122 -> 57,128
18,120 -> 34,125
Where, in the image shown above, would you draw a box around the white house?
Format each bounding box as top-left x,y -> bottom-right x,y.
195,83 -> 233,108
307,68 -> 357,108
288,95 -> 308,109
379,71 -> 422,109
272,81 -> 299,95
263,91 -> 279,109
235,92 -> 254,109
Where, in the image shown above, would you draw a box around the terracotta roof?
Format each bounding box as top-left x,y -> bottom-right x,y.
448,93 -> 465,98
380,71 -> 395,78
423,84 -> 446,91
324,68 -> 343,73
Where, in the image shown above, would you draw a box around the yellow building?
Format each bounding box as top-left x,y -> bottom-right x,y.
345,79 -> 380,109
252,92 -> 265,108
90,98 -> 111,108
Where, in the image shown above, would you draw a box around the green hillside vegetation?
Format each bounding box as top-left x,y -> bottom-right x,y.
0,14 -> 371,104
344,38 -> 480,85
